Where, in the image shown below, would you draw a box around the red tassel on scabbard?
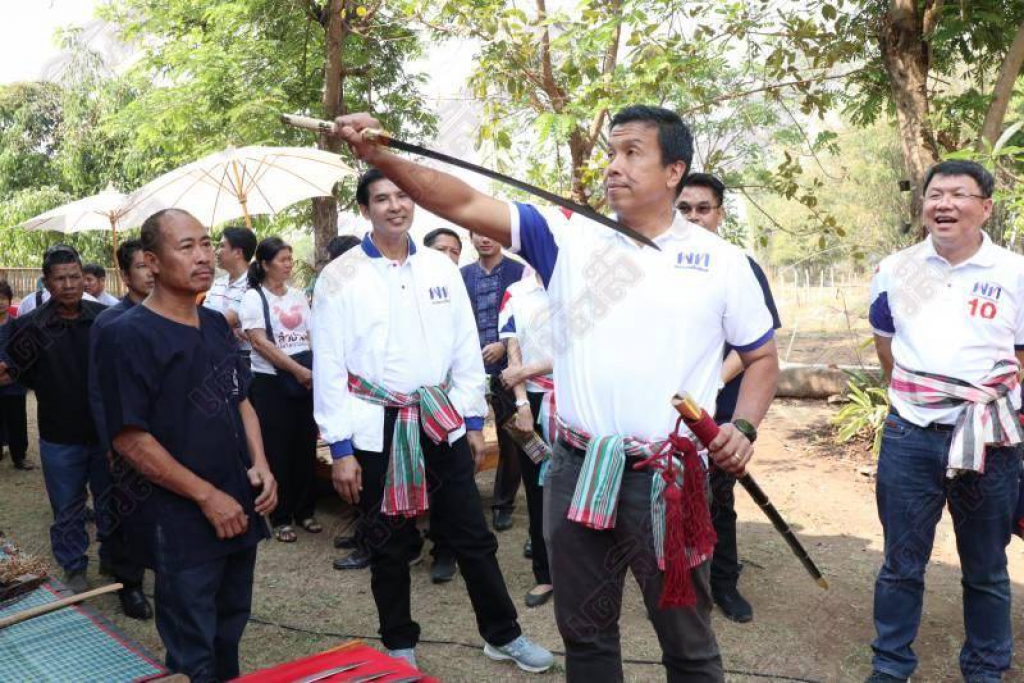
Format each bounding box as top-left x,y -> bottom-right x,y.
635,419 -> 717,609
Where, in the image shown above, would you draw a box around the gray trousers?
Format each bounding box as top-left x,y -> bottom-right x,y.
544,441 -> 724,683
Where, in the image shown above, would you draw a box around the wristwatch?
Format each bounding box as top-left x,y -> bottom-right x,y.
514,399 -> 530,409
731,418 -> 757,444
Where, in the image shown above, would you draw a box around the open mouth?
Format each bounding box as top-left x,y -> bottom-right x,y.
934,216 -> 958,227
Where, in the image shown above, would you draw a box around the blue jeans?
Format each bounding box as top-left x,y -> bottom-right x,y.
38,439 -> 112,572
154,547 -> 257,682
872,413 -> 1020,681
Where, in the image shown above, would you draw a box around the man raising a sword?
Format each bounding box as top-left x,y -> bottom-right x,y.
328,105 -> 779,682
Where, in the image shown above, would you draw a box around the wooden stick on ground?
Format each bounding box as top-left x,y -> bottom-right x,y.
0,582 -> 123,630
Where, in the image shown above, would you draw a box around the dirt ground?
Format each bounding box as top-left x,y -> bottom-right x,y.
4,396 -> 1024,682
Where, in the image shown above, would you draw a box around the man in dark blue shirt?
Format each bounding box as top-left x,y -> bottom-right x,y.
88,238 -> 154,620
679,173 -> 782,624
462,233 -> 525,537
96,209 -> 277,681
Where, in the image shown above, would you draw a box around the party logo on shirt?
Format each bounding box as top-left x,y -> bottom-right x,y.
675,251 -> 711,272
971,280 -> 1003,302
429,285 -> 450,304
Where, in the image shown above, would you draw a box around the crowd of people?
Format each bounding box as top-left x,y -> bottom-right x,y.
0,102 -> 1020,683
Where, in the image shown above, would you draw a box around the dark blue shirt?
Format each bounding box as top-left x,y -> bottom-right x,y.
0,318 -> 26,398
714,257 -> 782,423
461,257 -> 524,375
89,295 -> 138,450
96,304 -> 265,571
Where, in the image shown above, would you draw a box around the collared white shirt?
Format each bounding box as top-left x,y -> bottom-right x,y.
870,232 -> 1024,426
498,272 -> 554,389
95,290 -> 120,307
312,233 -> 487,458
509,202 -> 774,442
204,271 -> 249,349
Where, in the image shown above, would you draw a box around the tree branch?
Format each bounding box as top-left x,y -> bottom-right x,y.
679,68 -> 867,115
978,19 -> 1024,149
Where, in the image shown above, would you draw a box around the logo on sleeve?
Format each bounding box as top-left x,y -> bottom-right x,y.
675,251 -> 711,272
429,285 -> 450,303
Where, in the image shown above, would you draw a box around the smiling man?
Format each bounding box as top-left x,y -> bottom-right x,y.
866,160 -> 1024,683
95,209 -> 276,681
313,169 -> 553,675
329,105 -> 779,682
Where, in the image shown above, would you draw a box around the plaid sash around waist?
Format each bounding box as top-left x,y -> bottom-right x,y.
348,373 -> 464,517
890,359 -> 1024,476
558,417 -> 709,572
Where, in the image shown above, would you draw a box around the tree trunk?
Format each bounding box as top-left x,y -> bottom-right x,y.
978,20 -> 1024,149
879,0 -> 940,235
312,0 -> 349,266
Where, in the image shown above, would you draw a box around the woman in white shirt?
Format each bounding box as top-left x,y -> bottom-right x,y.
240,237 -> 320,543
498,268 -> 555,607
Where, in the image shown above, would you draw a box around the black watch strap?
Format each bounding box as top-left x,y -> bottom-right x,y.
732,418 -> 757,444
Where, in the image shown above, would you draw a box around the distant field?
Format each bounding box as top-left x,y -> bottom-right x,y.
769,278 -> 874,366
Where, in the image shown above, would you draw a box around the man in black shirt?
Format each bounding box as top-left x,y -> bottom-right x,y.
678,174 -> 782,624
0,245 -> 111,594
96,209 -> 277,681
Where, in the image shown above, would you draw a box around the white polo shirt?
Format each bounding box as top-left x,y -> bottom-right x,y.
204,271 -> 250,350
869,232 -> 1024,426
312,233 -> 488,458
509,202 -> 775,442
498,273 -> 554,384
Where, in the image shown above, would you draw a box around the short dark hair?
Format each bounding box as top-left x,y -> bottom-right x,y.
609,105 -> 693,195
327,234 -> 361,261
0,279 -> 12,302
42,244 -> 82,277
356,168 -> 388,207
424,227 -> 461,249
222,226 -> 258,262
923,160 -> 995,198
679,173 -> 725,206
116,238 -> 144,274
82,263 -> 106,279
248,236 -> 291,289
140,208 -> 192,254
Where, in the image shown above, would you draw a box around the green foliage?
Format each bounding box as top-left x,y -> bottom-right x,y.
831,370 -> 889,458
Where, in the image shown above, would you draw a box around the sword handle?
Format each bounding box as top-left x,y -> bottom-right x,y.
280,113 -> 392,146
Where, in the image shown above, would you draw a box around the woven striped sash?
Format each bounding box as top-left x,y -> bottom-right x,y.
558,417 -> 711,573
890,359 -> 1024,476
348,373 -> 464,516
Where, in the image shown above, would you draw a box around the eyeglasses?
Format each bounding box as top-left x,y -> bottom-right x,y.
677,202 -> 721,216
923,191 -> 988,204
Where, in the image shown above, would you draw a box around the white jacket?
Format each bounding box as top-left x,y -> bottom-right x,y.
311,233 -> 487,457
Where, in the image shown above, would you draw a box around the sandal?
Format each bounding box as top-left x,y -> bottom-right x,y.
274,525 -> 297,543
299,517 -> 323,534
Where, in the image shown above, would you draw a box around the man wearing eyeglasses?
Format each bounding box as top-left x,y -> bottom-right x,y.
865,160 -> 1024,683
677,174 -> 781,625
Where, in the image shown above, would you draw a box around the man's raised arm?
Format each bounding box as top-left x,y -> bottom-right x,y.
333,113 -> 513,247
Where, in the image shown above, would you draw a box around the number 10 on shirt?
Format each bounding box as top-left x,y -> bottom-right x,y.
968,298 -> 997,319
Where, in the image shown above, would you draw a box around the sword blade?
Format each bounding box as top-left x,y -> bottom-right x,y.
280,113 -> 660,250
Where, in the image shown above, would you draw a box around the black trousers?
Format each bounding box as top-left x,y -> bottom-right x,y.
490,378 -> 522,512
522,391 -> 551,584
250,374 -> 318,527
354,408 -> 521,650
0,394 -> 28,464
709,465 -> 740,590
101,455 -> 147,588
154,546 -> 257,683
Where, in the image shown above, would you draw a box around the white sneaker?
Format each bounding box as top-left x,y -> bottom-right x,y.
388,648 -> 417,670
484,635 -> 554,673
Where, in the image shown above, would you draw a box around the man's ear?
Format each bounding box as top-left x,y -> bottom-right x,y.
358,203 -> 370,220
